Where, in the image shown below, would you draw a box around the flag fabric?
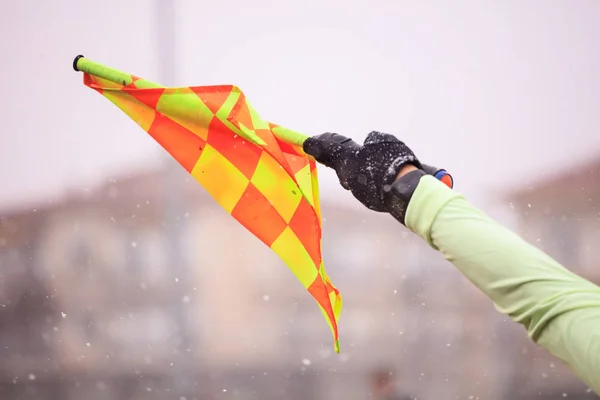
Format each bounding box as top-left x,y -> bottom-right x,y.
82,73 -> 342,352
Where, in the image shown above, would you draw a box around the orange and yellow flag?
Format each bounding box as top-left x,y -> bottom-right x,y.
77,57 -> 342,352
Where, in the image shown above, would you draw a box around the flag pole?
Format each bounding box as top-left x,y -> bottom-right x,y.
72,56 -> 310,148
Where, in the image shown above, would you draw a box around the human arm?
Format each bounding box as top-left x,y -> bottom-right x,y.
406,174 -> 600,393
303,131 -> 600,393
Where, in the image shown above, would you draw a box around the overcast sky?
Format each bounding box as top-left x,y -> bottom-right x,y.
2,0 -> 600,212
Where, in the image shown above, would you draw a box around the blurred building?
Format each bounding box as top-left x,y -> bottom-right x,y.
1,164 -> 504,400
502,156 -> 600,399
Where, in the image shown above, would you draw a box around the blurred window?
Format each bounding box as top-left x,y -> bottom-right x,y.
130,230 -> 168,284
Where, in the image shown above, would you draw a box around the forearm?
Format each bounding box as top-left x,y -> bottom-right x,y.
405,176 -> 600,393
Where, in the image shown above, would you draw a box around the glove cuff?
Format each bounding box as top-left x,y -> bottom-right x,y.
383,169 -> 427,225
379,156 -> 422,204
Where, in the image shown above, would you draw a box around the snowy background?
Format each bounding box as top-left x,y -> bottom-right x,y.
1,1 -> 599,399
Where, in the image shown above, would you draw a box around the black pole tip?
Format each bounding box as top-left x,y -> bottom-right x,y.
73,55 -> 85,71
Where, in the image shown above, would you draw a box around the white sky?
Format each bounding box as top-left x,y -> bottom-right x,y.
2,0 -> 600,212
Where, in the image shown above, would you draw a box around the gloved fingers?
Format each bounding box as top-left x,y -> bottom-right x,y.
363,131 -> 404,146
303,132 -> 360,169
334,159 -> 355,191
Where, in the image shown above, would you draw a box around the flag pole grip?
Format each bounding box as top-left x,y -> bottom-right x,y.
73,55 -> 152,88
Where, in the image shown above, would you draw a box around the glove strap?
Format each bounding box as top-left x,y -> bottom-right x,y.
384,169 -> 427,225
384,169 -> 454,225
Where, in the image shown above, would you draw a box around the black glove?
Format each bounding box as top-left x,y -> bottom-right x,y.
303,131 -> 453,221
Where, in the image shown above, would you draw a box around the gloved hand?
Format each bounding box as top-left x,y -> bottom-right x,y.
303,131 -> 452,215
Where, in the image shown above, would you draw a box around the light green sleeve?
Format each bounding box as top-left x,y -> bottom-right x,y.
405,176 -> 600,393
